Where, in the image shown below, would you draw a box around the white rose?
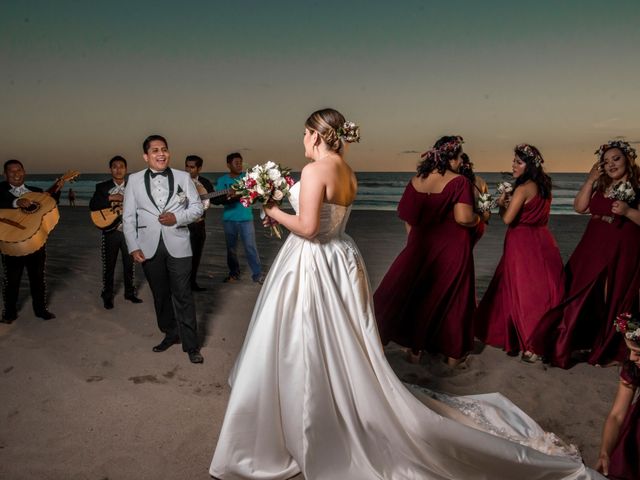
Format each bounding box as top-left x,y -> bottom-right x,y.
264,161 -> 276,170
268,169 -> 282,181
273,189 -> 284,201
249,171 -> 260,180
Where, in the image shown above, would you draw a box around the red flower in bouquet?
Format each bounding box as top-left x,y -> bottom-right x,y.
233,161 -> 294,239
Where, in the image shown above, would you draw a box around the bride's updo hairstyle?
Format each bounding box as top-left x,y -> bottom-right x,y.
305,108 -> 360,154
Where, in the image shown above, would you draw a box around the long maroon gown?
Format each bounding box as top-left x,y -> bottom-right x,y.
374,175 -> 476,360
608,360 -> 640,480
474,193 -> 564,354
530,191 -> 640,368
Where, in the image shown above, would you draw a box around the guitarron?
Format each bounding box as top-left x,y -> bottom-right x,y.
0,171 -> 80,256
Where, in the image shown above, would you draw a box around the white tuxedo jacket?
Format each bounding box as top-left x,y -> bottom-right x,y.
123,168 -> 203,258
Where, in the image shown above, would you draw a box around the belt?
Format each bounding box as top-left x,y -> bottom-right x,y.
592,214 -> 615,224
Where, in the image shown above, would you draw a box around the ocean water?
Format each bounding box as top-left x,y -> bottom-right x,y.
26,171 -> 586,214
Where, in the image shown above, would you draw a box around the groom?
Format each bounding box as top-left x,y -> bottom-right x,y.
123,135 -> 204,364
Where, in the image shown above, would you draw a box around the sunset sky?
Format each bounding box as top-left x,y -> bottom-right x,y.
1,0 -> 639,173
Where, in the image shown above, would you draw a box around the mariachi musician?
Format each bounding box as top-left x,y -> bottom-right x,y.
0,159 -> 65,323
89,156 -> 142,310
184,155 -> 214,292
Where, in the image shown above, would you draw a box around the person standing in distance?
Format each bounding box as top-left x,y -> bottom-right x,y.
122,135 -> 204,364
216,152 -> 263,284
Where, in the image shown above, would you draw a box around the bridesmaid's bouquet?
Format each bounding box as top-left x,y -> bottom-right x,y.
496,181 -> 514,196
476,192 -> 493,213
233,161 -> 295,239
606,180 -> 636,204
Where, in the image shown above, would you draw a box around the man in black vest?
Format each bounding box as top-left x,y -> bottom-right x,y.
0,159 -> 62,323
89,156 -> 143,309
185,155 -> 214,291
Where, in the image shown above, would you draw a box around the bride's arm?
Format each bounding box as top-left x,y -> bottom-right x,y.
264,164 -> 325,239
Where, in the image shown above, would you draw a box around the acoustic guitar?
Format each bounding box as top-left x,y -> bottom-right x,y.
90,204 -> 123,230
200,188 -> 235,205
0,170 -> 80,256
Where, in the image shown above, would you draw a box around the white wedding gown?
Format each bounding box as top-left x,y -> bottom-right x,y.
210,183 -> 603,480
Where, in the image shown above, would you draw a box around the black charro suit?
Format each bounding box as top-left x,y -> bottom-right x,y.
89,179 -> 136,302
188,175 -> 214,288
0,181 -> 60,320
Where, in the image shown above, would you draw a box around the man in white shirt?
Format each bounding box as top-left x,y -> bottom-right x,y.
122,135 -> 204,364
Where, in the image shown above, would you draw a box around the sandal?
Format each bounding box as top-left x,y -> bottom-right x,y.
521,351 -> 541,364
405,349 -> 422,364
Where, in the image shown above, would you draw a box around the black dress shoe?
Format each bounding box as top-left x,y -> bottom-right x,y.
35,311 -> 56,320
103,297 -> 114,310
124,295 -> 143,304
191,284 -> 207,292
152,337 -> 179,352
188,349 -> 204,364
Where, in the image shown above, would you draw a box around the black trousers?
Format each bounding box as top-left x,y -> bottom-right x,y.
101,229 -> 135,300
188,220 -> 206,287
1,246 -> 48,316
141,237 -> 198,351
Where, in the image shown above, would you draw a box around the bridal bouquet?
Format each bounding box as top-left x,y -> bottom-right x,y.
233,161 -> 295,239
476,192 -> 493,213
606,180 -> 636,203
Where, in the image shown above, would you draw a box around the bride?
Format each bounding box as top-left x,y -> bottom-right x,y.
210,108 -> 603,479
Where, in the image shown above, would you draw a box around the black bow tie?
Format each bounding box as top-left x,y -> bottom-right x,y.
149,169 -> 169,178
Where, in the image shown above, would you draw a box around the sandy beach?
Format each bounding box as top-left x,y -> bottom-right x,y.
0,207 -> 618,479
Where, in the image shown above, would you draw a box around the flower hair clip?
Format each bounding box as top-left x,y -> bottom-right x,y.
595,140 -> 638,163
337,121 -> 361,143
615,312 -> 640,343
516,143 -> 543,168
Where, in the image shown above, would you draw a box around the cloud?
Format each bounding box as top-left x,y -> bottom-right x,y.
593,118 -> 619,129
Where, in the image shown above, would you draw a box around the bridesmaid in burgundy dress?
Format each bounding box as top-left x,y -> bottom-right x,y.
474,144 -> 564,362
374,136 -> 489,367
531,140 -> 640,368
596,313 -> 640,480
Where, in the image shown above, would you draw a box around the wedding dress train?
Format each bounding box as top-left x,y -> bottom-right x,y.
210,182 -> 602,480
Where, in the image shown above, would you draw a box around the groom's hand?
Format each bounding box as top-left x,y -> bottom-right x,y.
131,250 -> 146,263
158,212 -> 177,226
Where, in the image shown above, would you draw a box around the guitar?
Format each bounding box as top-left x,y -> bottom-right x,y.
200,188 -> 236,205
192,180 -> 236,211
90,204 -> 123,230
0,170 -> 80,256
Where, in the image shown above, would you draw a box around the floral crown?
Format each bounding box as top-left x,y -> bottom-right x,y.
595,140 -> 638,163
615,312 -> 640,343
336,121 -> 361,143
421,136 -> 464,162
515,143 -> 544,168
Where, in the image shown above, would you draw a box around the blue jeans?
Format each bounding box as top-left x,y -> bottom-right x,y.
223,220 -> 261,280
